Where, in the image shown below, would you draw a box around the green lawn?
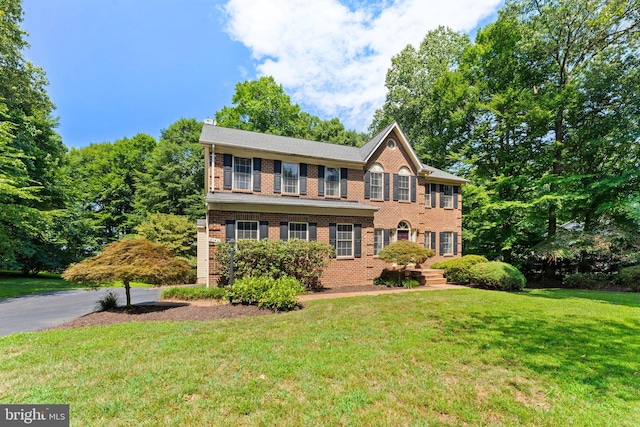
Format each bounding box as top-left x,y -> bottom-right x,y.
1,288 -> 639,426
0,271 -> 151,299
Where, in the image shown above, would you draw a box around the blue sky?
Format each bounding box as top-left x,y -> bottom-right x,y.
22,0 -> 502,148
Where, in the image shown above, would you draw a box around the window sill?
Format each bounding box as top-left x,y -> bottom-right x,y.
232,189 -> 254,193
336,256 -> 355,260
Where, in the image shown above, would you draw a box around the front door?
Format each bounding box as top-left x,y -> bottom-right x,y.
397,230 -> 409,240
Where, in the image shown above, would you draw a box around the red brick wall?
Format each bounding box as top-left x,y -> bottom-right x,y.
207,129 -> 463,286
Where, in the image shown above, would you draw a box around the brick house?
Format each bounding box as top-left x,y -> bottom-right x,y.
199,121 -> 467,288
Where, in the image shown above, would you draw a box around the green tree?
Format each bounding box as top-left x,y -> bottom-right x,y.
378,241 -> 434,285
134,118 -> 204,220
136,213 -> 196,259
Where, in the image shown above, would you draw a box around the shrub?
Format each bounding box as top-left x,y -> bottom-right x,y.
374,271 -> 398,287
403,279 -> 420,289
226,276 -> 304,311
431,255 -> 489,284
161,286 -> 226,301
212,240 -> 334,290
563,273 -> 612,290
96,291 -> 119,311
618,265 -> 640,291
468,261 -> 526,291
378,241 -> 435,285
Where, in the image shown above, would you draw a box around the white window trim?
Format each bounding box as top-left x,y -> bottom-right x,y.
442,231 -> 454,255
325,167 -> 341,197
374,229 -> 384,256
288,222 -> 308,240
236,220 -> 259,241
336,223 -> 354,258
232,156 -> 253,191
425,184 -> 431,207
282,162 -> 299,195
398,167 -> 411,201
424,231 -> 432,249
370,163 -> 384,200
443,185 -> 454,209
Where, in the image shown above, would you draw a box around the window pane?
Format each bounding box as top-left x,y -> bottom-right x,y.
234,157 -> 252,190
282,163 -> 299,194
370,172 -> 382,199
289,222 -> 308,240
442,232 -> 453,254
374,229 -> 383,255
325,167 -> 340,196
443,186 -> 453,208
425,185 -> 431,206
336,224 -> 353,257
237,221 -> 258,240
398,175 -> 410,201
424,232 -> 431,249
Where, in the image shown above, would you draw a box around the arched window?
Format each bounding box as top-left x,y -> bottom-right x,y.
396,221 -> 411,241
370,163 -> 384,200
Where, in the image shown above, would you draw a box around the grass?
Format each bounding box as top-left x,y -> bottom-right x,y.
0,271 -> 151,299
1,288 -> 639,426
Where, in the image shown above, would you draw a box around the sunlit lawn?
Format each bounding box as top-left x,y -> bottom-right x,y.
1,288 -> 639,426
0,271 -> 151,299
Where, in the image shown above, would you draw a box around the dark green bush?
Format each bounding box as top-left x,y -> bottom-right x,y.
161,286 -> 226,301
96,291 -> 119,311
213,240 -> 334,290
562,273 -> 612,290
226,276 -> 304,311
618,265 -> 640,291
468,261 -> 526,291
431,255 -> 489,284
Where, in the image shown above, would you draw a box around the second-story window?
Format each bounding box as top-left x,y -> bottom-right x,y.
325,167 -> 340,197
282,162 -> 299,194
233,157 -> 252,190
370,164 -> 383,200
397,167 -> 410,201
442,185 -> 454,208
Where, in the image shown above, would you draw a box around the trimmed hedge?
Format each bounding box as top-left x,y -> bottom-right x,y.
161,286 -> 226,301
468,261 -> 526,291
431,255 -> 489,284
226,276 -> 304,311
618,265 -> 640,291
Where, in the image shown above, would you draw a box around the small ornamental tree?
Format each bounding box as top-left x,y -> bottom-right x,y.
62,239 -> 191,307
378,241 -> 435,285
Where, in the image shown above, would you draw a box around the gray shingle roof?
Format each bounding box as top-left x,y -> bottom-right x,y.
206,192 -> 378,212
422,164 -> 469,183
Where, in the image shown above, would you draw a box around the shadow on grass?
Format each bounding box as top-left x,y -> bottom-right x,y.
520,288 -> 640,308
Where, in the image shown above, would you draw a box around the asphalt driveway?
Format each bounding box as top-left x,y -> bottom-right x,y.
0,287 -> 160,337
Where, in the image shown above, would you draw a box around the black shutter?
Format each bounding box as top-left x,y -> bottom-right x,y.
225,220 -> 235,242
364,170 -> 371,199
329,223 -> 336,253
274,160 -> 282,193
393,174 -> 399,201
280,222 -> 288,241
309,223 -> 317,241
354,224 -> 362,258
431,232 -> 437,252
260,221 -> 268,240
453,232 -> 459,255
341,168 -> 348,198
411,176 -> 417,202
383,229 -> 390,247
300,163 -> 307,195
439,232 -> 444,256
431,184 -> 437,208
453,186 -> 460,209
318,165 -> 325,196
223,154 -> 232,190
440,184 -> 445,208
253,158 -> 262,192
384,173 -> 390,201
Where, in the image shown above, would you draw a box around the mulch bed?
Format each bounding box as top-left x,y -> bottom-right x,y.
45,285 -> 404,331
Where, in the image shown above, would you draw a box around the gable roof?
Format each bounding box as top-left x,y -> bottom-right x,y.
200,122 -> 468,183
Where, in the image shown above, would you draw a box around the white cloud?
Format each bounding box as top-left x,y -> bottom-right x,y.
221,0 -> 501,132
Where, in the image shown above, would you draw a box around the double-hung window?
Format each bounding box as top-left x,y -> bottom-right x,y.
289,222 -> 308,240
425,184 -> 431,207
442,185 -> 454,208
424,231 -> 432,249
441,231 -> 453,255
370,164 -> 383,200
325,167 -> 340,197
282,162 -> 299,194
233,157 -> 252,190
374,229 -> 384,255
236,221 -> 258,240
336,224 -> 353,257
397,167 -> 410,201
